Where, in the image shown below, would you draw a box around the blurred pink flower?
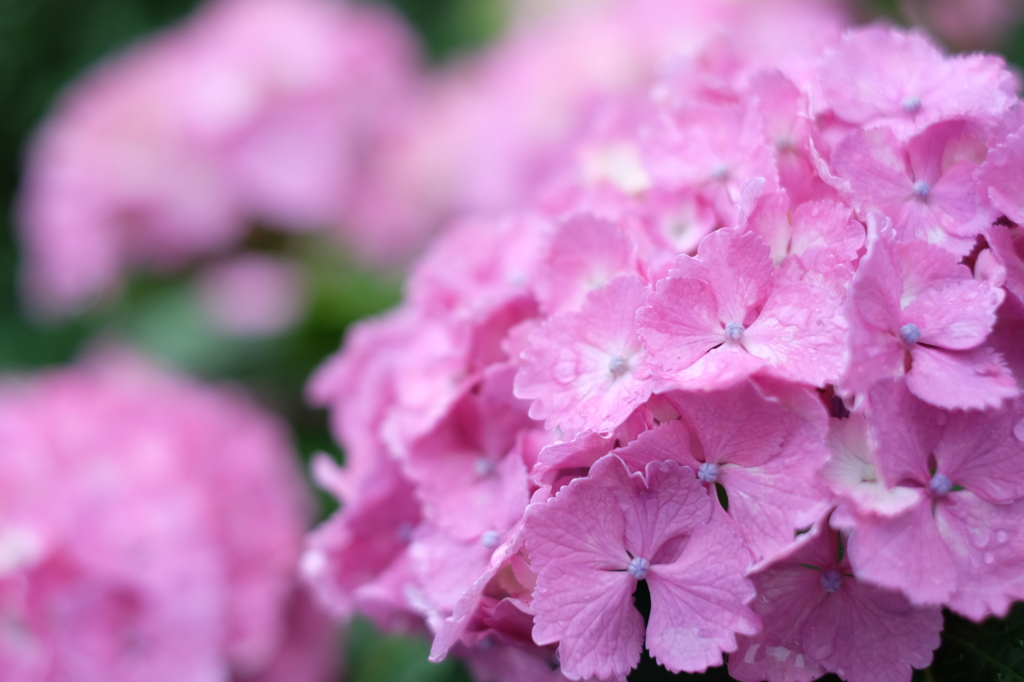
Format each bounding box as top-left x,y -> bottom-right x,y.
18,0 -> 418,315
0,351 -> 335,682
197,254 -> 306,337
901,0 -> 1024,51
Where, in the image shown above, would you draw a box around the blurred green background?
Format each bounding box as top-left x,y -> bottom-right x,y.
2,0 -> 1024,680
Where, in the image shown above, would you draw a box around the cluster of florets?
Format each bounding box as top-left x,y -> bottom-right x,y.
305,20 -> 1024,682
18,0 -> 416,315
0,352 -> 335,682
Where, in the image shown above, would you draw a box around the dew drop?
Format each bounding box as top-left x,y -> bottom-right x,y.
996,531 -> 1009,544
912,180 -> 931,200
984,552 -> 995,565
481,530 -> 501,549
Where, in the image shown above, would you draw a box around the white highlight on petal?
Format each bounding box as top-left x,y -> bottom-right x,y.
300,549 -> 327,579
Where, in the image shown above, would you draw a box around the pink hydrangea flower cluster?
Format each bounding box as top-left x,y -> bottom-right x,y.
306,19 -> 1024,682
350,0 -> 848,253
0,351 -> 334,682
18,0 -> 417,315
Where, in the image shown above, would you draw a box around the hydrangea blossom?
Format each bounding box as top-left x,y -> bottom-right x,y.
18,0 -> 418,315
0,351 -> 334,682
306,16 -> 1024,682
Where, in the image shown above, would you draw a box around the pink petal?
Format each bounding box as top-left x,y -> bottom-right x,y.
941,496 -> 1024,621
668,228 -> 774,325
743,274 -> 847,387
638,277 -> 726,374
801,577 -> 942,682
980,124 -> 1024,224
613,420 -> 699,473
645,523 -> 758,673
532,563 -> 643,680
907,345 -> 1017,410
840,500 -> 958,606
535,214 -> 638,315
515,275 -> 653,434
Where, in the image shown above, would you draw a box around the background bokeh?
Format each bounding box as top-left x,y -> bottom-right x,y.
4,1 -> 1024,681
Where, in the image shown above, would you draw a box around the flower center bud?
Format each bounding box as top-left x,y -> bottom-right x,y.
608,355 -> 629,378
901,96 -> 922,115
820,569 -> 843,593
724,322 -> 745,342
912,180 -> 931,199
899,323 -> 921,346
697,462 -> 721,484
628,556 -> 650,580
929,473 -> 953,497
481,530 -> 501,549
474,457 -> 496,477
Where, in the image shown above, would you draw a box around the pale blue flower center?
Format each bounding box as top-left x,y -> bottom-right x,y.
912,180 -> 931,199
899,323 -> 921,346
481,531 -> 501,549
724,322 -> 745,342
698,462 -> 721,484
820,569 -> 843,593
929,473 -> 953,497
475,457 -> 496,477
608,355 -> 630,378
628,556 -> 650,580
902,96 -> 922,115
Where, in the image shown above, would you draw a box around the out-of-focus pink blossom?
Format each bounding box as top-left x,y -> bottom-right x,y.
348,0 -> 849,246
196,254 -> 306,337
901,0 -> 1024,51
18,0 -> 418,315
0,352 -> 334,682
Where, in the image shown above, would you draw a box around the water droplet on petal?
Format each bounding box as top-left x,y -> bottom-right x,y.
1013,419 -> 1024,442
481,531 -> 501,549
912,180 -> 931,200
984,552 -> 995,565
996,531 -> 1009,544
